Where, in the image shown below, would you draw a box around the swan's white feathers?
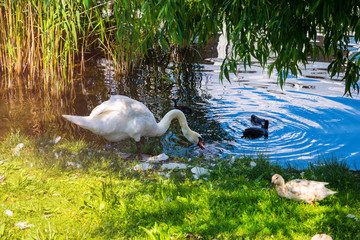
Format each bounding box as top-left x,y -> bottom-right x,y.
63,95 -> 202,146
90,95 -> 153,119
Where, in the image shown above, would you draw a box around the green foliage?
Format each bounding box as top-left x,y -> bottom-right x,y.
220,0 -> 360,95
306,156 -> 360,190
1,0 -> 359,94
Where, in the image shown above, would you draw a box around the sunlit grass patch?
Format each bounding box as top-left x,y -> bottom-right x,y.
306,156 -> 359,190
0,131 -> 359,239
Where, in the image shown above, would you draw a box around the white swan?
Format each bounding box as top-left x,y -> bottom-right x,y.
62,95 -> 205,158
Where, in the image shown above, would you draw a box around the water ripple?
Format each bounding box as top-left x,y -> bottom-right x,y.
191,61 -> 360,169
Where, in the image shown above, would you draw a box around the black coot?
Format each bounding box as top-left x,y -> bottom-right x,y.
172,99 -> 192,114
251,114 -> 266,127
242,120 -> 269,139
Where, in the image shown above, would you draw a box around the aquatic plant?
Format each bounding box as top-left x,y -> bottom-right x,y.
0,0 -> 81,92
0,0 -> 209,92
0,0 -> 118,92
0,0 -> 359,94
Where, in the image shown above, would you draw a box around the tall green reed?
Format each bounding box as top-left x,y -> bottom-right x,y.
0,0 -> 104,93
1,0 -> 358,95
0,0 -> 218,93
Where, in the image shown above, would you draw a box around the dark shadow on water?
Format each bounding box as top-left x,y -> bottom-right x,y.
0,48 -> 233,158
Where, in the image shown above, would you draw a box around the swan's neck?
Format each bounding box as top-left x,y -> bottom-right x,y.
155,110 -> 191,136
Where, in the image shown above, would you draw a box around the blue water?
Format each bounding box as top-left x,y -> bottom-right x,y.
181,60 -> 360,169
160,34 -> 360,169
1,37 -> 359,170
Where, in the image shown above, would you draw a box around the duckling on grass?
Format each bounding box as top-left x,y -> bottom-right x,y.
269,174 -> 337,206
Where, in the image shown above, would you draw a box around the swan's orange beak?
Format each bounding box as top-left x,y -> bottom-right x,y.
197,139 -> 205,149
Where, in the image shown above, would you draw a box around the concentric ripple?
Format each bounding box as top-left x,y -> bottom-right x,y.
182,61 -> 360,169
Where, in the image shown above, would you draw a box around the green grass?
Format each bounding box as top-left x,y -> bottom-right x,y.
0,131 -> 360,239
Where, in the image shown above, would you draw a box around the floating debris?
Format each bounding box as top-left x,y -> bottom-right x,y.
161,163 -> 188,170
66,162 -> 82,168
38,147 -> 44,154
12,143 -> 24,156
15,221 -> 34,230
250,161 -> 257,167
4,210 -> 13,217
347,214 -> 359,221
145,153 -> 169,163
49,136 -> 61,144
161,172 -> 171,178
54,136 -> 61,144
229,156 -> 236,165
133,163 -> 153,171
191,167 -> 211,180
116,152 -> 132,159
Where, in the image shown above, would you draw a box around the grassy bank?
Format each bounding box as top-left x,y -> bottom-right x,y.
0,131 -> 359,239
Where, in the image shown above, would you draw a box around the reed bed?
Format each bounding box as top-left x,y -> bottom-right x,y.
0,0 -> 84,92
0,0 -> 136,92
1,0 -> 359,95
0,0 -> 216,93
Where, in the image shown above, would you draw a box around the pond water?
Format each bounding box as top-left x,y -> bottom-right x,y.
1,35 -> 359,170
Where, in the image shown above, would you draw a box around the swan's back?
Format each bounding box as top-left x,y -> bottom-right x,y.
90,95 -> 152,118
64,95 -> 158,142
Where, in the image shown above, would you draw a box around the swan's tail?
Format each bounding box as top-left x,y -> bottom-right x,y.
62,115 -> 93,130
